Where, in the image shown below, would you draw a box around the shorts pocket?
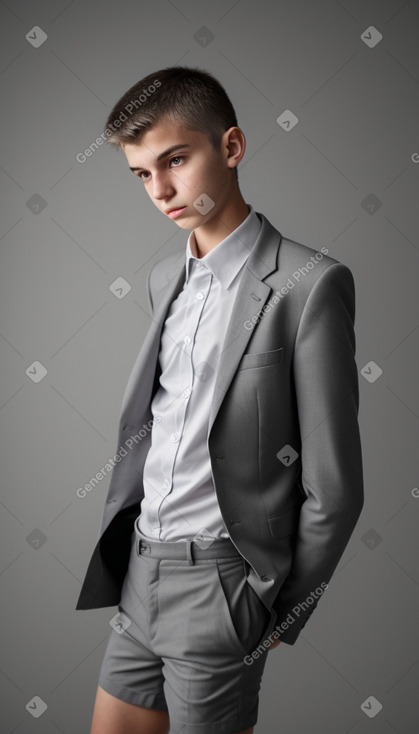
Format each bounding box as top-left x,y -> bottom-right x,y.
215,558 -> 272,657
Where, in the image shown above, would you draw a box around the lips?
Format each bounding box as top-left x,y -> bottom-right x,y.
166,206 -> 187,219
166,206 -> 185,214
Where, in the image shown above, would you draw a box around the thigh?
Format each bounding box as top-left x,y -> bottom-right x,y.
150,556 -> 273,734
90,686 -> 169,734
97,536 -> 168,712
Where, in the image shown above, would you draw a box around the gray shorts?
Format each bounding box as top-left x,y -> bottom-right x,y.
98,519 -> 278,734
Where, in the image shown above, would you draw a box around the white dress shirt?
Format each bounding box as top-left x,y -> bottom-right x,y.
137,204 -> 262,541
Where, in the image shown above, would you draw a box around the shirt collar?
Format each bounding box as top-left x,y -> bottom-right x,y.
185,204 -> 262,290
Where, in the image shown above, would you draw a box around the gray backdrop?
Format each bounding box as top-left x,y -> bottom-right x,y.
1,0 -> 418,732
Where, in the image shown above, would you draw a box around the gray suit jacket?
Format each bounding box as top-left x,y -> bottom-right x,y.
76,211 -> 364,645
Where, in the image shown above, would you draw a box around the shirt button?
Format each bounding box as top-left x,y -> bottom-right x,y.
183,386 -> 192,398
163,478 -> 171,488
196,292 -> 204,300
184,335 -> 192,345
170,432 -> 180,443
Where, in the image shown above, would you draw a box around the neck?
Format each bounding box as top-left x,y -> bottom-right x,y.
192,193 -> 249,258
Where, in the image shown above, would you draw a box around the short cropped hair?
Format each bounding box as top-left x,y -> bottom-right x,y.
103,66 -> 240,182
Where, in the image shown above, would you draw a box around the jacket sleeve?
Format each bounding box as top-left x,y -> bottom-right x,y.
272,262 -> 364,644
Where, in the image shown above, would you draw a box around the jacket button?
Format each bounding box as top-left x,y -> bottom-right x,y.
106,498 -> 117,503
261,574 -> 271,582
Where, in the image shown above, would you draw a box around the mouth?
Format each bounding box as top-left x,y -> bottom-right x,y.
165,206 -> 187,219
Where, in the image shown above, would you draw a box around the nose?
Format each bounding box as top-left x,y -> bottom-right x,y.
151,171 -> 175,200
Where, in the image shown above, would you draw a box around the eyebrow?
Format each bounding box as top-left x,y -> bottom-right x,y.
129,144 -> 191,172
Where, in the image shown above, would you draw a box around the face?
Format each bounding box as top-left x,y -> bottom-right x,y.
121,117 -> 242,231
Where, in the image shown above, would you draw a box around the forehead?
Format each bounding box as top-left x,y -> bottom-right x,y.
121,118 -> 209,168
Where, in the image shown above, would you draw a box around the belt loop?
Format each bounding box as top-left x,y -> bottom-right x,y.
186,539 -> 194,565
138,539 -> 147,556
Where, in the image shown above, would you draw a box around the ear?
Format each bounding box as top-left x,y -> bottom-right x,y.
222,126 -> 246,171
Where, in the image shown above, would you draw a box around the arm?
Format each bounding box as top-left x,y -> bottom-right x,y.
272,262 -> 364,645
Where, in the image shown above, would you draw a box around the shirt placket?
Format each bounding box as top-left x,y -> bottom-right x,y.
151,262 -> 212,538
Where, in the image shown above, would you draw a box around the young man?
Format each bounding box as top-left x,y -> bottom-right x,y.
77,66 -> 364,734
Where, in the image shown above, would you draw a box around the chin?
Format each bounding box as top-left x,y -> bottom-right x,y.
175,219 -> 195,230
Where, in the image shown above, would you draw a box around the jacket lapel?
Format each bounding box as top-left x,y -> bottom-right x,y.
120,213 -> 282,433
120,251 -> 186,422
208,214 -> 282,434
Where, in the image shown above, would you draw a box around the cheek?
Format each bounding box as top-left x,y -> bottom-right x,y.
182,175 -> 208,198
191,160 -> 217,193
198,171 -> 219,196
174,170 -> 196,193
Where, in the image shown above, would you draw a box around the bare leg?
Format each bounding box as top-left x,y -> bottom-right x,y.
90,686 -> 170,734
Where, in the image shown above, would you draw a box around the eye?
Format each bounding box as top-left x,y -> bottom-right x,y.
170,156 -> 184,167
136,156 -> 186,182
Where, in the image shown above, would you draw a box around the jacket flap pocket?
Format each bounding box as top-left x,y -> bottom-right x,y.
239,347 -> 283,371
268,503 -> 301,538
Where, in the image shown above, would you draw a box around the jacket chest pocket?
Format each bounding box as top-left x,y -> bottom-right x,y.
238,347 -> 284,371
